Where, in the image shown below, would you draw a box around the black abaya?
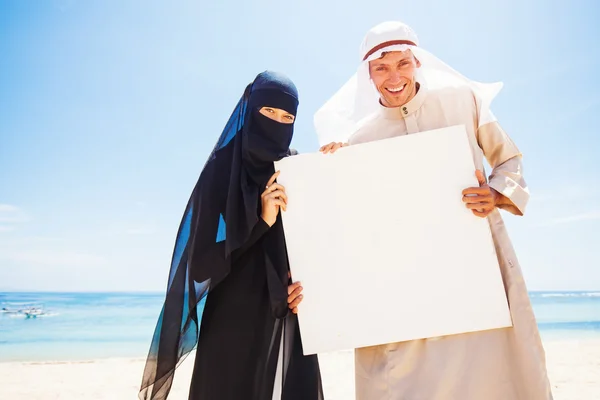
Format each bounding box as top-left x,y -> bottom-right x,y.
188,141 -> 322,400
138,71 -> 323,400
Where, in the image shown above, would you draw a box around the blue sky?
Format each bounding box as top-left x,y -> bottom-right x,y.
0,0 -> 598,292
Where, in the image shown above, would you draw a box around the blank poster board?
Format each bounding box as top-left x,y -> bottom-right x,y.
274,125 -> 512,356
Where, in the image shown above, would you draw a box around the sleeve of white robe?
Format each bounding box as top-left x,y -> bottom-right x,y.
476,121 -> 530,216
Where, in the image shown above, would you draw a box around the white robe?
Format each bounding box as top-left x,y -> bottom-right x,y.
347,83 -> 553,400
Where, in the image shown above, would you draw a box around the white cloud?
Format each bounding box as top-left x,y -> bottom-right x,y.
0,248 -> 106,268
0,204 -> 31,226
0,233 -> 105,268
0,215 -> 29,223
0,204 -> 19,212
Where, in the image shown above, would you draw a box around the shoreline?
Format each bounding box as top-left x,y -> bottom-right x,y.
0,333 -> 600,371
1,338 -> 599,399
2,333 -> 598,365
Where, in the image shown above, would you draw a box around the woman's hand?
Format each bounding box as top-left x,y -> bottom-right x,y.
288,281 -> 303,314
287,271 -> 303,314
261,171 -> 288,227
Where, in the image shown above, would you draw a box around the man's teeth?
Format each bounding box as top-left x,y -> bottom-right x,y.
387,85 -> 405,93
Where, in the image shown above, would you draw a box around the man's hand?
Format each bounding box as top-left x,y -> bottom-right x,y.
319,142 -> 348,154
462,170 -> 500,218
287,279 -> 303,314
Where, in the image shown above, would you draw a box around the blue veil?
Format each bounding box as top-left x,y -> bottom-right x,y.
137,97 -> 245,400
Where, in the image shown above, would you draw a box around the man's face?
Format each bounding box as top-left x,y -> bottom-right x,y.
368,50 -> 421,108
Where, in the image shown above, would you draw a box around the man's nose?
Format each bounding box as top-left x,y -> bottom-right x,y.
387,71 -> 402,84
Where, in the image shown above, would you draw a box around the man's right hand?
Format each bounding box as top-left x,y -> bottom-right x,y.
319,142 -> 348,154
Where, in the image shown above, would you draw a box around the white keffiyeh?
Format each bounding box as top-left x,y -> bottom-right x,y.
313,21 -> 503,146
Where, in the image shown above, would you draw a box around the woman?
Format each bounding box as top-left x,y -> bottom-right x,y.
139,71 -> 324,400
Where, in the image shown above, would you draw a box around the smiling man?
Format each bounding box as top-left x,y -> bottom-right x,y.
296,21 -> 555,400
368,49 -> 421,108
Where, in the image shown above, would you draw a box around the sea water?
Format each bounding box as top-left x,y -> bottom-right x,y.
1,291 -> 599,362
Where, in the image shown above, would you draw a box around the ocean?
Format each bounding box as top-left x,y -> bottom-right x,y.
1,291 -> 599,362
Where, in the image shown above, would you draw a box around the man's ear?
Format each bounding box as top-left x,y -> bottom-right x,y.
415,57 -> 422,68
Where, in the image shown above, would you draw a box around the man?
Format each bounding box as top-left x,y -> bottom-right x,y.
287,21 -> 553,400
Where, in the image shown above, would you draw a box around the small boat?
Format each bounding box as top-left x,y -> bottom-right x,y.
1,303 -> 48,318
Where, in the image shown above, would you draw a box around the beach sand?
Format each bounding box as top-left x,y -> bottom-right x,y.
1,338 -> 599,399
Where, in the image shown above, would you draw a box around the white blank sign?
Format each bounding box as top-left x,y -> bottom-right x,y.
274,125 -> 512,356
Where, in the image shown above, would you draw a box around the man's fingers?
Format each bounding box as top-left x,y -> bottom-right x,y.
462,186 -> 490,195
462,186 -> 490,196
291,307 -> 298,314
319,143 -> 333,153
475,169 -> 487,186
320,142 -> 346,154
472,209 -> 491,218
465,171 -> 493,218
329,143 -> 343,154
463,194 -> 493,204
466,202 -> 494,210
332,143 -> 348,153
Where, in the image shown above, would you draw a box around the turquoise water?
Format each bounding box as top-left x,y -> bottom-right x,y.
1,291 -> 599,362
0,292 -> 163,362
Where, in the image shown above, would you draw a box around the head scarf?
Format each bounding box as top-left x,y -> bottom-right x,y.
139,71 -> 300,399
313,21 -> 504,145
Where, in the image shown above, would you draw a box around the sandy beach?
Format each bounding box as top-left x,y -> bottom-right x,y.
1,337 -> 598,399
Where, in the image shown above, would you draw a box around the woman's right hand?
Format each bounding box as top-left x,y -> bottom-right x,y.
261,171 -> 288,227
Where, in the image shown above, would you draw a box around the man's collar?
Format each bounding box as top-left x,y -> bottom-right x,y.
378,81 -> 427,120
